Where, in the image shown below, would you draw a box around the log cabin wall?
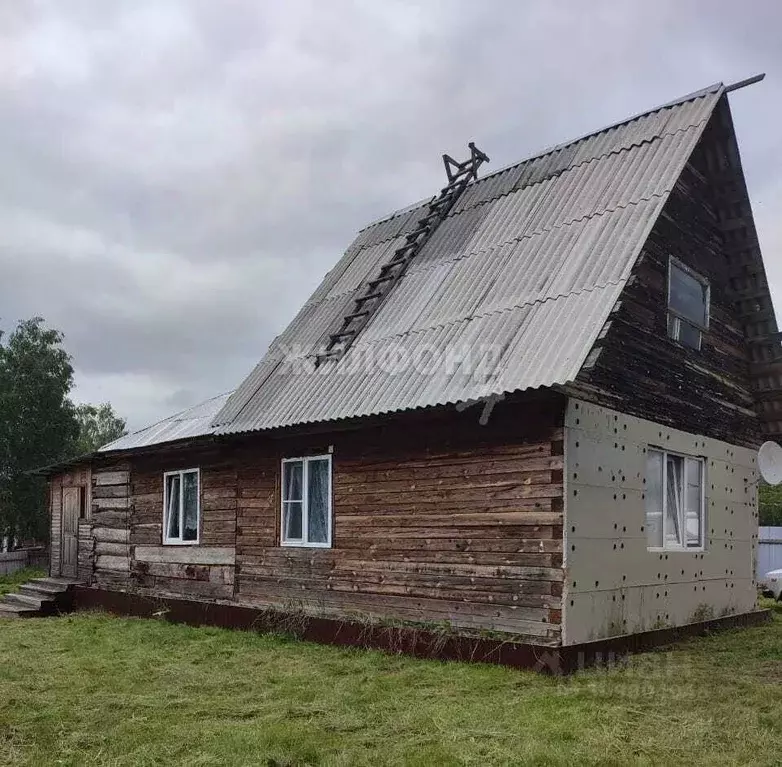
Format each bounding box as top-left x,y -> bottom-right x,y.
574,125 -> 762,448
234,393 -> 566,644
91,463 -> 131,588
77,519 -> 93,584
47,393 -> 565,642
127,443 -> 237,600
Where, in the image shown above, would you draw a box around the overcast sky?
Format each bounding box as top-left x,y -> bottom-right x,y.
1,1 -> 780,430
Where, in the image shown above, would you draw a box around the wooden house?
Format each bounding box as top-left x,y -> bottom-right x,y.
42,81 -> 780,654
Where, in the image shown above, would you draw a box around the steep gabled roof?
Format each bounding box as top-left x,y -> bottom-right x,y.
213,84 -> 725,434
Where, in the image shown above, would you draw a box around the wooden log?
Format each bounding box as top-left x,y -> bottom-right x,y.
202,498 -> 238,512
94,471 -> 130,486
140,576 -> 233,600
94,572 -> 131,588
134,561 -> 211,581
95,555 -> 130,572
337,511 -> 563,528
333,498 -> 555,515
93,527 -> 130,543
335,470 -> 555,495
92,497 -> 129,510
202,488 -> 237,500
91,510 -> 128,528
131,494 -> 162,508
234,585 -> 559,638
243,556 -> 564,582
201,534 -> 236,544
96,542 -> 130,557
93,485 -> 130,499
134,546 -> 235,566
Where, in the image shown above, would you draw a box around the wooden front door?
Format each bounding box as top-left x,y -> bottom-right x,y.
61,487 -> 81,578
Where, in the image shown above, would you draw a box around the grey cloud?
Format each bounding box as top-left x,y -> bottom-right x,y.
1,0 -> 781,429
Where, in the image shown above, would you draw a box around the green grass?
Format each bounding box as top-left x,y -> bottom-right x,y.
0,567 -> 45,596
0,598 -> 781,765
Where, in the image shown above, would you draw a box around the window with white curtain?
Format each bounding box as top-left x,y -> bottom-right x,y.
281,455 -> 332,547
645,449 -> 705,550
163,468 -> 200,544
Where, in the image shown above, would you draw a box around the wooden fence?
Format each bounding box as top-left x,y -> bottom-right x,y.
0,548 -> 49,576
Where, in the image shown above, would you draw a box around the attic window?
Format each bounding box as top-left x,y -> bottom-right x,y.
667,258 -> 709,350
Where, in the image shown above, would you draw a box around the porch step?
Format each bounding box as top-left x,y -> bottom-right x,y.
3,592 -> 50,609
19,582 -> 66,598
29,577 -> 82,592
0,576 -> 83,619
0,600 -> 38,618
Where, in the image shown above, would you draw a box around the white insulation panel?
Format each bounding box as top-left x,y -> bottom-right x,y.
563,398 -> 758,645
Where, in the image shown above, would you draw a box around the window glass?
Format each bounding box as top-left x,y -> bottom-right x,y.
665,454 -> 684,546
677,320 -> 702,350
166,474 -> 181,540
182,471 -> 199,542
684,458 -> 703,547
307,459 -> 330,544
283,501 -> 303,540
645,450 -> 664,548
283,461 -> 303,502
669,262 -> 708,327
282,460 -> 304,542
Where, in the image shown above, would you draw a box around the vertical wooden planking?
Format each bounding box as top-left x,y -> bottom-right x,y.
49,477 -> 62,576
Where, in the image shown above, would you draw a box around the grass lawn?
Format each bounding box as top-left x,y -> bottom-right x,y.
0,595 -> 781,765
0,567 -> 45,596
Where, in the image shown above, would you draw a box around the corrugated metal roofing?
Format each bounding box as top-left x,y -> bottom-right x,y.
100,392 -> 232,452
213,84 -> 724,434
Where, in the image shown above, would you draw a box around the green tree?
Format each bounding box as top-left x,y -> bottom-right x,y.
74,402 -> 127,454
0,318 -> 79,542
759,483 -> 782,526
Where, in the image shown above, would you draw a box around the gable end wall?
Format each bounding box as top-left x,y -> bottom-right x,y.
574,123 -> 761,447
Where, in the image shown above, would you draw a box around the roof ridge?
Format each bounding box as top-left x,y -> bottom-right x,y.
449,117 -> 712,213
359,82 -> 723,233
480,82 -> 723,182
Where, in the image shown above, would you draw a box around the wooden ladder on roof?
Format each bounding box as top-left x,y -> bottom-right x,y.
315,142 -> 490,367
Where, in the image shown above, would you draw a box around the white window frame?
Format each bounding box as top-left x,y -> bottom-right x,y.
667,256 -> 710,350
646,448 -> 706,553
163,468 -> 201,546
281,455 -> 332,548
